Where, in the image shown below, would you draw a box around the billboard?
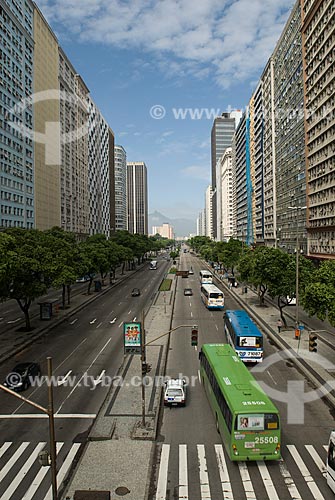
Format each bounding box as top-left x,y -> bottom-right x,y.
124,322 -> 142,354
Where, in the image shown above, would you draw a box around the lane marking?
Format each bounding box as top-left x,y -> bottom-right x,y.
0,442 -> 12,458
44,443 -> 81,500
128,310 -> 131,314
7,318 -> 21,324
305,445 -> 327,476
197,444 -> 211,499
110,317 -> 116,324
133,317 -> 137,322
0,414 -> 96,419
190,311 -> 193,318
215,444 -> 234,500
155,444 -> 170,500
267,370 -> 277,386
257,461 -> 280,500
215,324 -> 218,331
238,462 -> 256,500
118,321 -> 123,328
70,318 -> 78,325
90,318 -> 97,324
198,370 -> 201,384
93,370 -> 106,386
179,444 -> 188,500
287,445 -> 325,500
57,370 -> 73,386
278,458 -> 301,499
0,442 -> 30,481
96,322 -> 102,329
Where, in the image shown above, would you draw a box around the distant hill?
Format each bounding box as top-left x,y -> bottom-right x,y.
149,210 -> 196,238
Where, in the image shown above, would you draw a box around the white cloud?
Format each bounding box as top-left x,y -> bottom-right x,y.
36,0 -> 295,88
181,166 -> 210,181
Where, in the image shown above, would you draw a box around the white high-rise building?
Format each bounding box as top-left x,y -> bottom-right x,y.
219,148 -> 234,241
114,145 -> 127,231
205,185 -> 214,239
127,161 -> 148,235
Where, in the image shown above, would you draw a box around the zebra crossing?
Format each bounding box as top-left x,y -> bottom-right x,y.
154,443 -> 331,500
0,441 -> 81,500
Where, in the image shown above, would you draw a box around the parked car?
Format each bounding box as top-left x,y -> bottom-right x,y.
184,288 -> 193,296
164,379 -> 187,406
131,288 -> 141,297
3,362 -> 41,391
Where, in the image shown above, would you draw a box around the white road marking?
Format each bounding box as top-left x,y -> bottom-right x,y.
266,370 -> 277,385
7,318 -> 21,324
118,321 -> 123,328
278,459 -> 302,499
198,370 -> 201,384
155,444 -> 170,500
197,444 -> 211,499
179,444 -> 188,500
1,442 -> 46,500
215,324 -> 218,331
305,445 -> 327,476
44,443 -> 81,500
133,317 -> 137,321
0,442 -> 29,481
70,318 -> 78,325
238,462 -> 256,499
57,370 -> 73,386
190,311 -> 193,317
287,445 -> 325,500
0,414 -> 96,418
96,322 -> 102,329
0,317 -> 3,321
90,318 -> 97,324
189,302 -> 192,307
110,317 -> 116,324
22,443 -> 64,500
128,310 -> 131,314
257,461 -> 280,500
0,442 -> 12,458
214,444 -> 234,500
93,370 -> 106,386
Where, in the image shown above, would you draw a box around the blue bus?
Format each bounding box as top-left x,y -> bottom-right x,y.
224,310 -> 263,363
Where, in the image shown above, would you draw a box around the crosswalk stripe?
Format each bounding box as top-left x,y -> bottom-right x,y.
22,443 -> 64,500
237,462 -> 256,500
305,445 -> 327,476
278,459 -> 302,499
179,444 -> 188,500
0,442 -> 29,482
0,442 -> 12,459
1,442 -> 46,500
214,444 -> 234,500
197,444 -> 211,499
287,445 -> 325,500
44,442 -> 81,500
155,444 -> 170,500
257,461 -> 280,500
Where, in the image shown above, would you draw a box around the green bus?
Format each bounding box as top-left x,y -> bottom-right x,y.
199,343 -> 281,461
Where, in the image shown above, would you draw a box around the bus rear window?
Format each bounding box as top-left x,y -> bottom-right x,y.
210,292 -> 223,299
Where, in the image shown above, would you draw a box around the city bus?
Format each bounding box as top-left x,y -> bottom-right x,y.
199,270 -> 213,284
327,430 -> 335,494
149,260 -> 157,270
199,343 -> 281,461
200,284 -> 224,310
224,309 -> 263,363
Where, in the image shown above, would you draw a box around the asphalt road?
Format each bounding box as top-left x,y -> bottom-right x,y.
152,251 -> 334,500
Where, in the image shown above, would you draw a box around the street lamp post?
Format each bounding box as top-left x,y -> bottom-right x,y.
288,206 -> 307,330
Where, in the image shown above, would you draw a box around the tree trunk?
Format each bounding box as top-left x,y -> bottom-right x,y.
62,284 -> 66,309
87,278 -> 93,295
67,284 -> 71,305
17,298 -> 32,331
121,262 -> 125,275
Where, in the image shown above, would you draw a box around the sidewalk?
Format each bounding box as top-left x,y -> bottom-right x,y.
0,266 -> 144,366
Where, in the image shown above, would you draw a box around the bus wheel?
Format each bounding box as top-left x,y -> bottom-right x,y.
216,414 -> 220,434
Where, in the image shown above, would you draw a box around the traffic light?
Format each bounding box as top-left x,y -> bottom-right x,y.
141,362 -> 152,376
309,333 -> 317,352
191,326 -> 198,347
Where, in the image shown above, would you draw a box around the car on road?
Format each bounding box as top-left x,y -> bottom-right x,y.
188,269 -> 194,275
184,288 -> 193,296
131,288 -> 141,297
164,379 -> 187,406
3,362 -> 41,391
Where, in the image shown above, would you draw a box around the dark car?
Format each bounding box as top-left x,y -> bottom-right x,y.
131,288 -> 141,297
184,288 -> 193,296
3,362 -> 41,391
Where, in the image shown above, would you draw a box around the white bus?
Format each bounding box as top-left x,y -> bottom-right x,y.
327,430 -> 335,494
200,284 -> 224,310
199,270 -> 213,284
149,260 -> 157,270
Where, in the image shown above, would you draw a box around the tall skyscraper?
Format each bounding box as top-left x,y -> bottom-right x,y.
114,145 -> 127,231
211,113 -> 237,239
126,161 -> 148,235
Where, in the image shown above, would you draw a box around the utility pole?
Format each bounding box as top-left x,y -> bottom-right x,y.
47,357 -> 57,499
141,310 -> 146,427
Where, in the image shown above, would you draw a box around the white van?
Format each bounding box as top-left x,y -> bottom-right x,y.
164,379 -> 187,406
327,430 -> 335,494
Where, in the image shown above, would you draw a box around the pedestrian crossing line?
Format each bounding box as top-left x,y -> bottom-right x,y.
305,445 -> 327,477
278,459 -> 302,500
197,444 -> 211,499
1,442 -> 46,500
257,461 -> 280,500
0,442 -> 12,459
287,445 -> 325,500
155,444 -> 170,500
0,442 -> 30,482
214,444 -> 234,500
179,444 -> 188,500
22,442 -> 64,500
44,442 -> 81,500
237,462 -> 256,500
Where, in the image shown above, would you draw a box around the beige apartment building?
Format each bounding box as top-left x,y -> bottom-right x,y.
33,5 -> 61,230
301,0 -> 335,259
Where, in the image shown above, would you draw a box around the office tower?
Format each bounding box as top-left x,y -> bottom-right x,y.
218,148 -> 234,241
126,161 -> 148,235
233,112 -> 247,242
88,97 -> 110,236
205,185 -> 214,238
33,4 -> 61,230
301,0 -> 335,258
59,49 -> 90,240
0,0 -> 34,229
108,128 -> 116,235
211,113 -> 236,239
114,145 -> 127,231
152,223 -> 174,239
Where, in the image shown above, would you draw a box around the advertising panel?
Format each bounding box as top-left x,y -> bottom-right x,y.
124,322 -> 142,354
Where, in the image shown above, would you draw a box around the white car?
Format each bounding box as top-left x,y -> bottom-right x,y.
164,379 -> 187,406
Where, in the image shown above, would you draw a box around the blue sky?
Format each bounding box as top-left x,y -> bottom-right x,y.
37,0 -> 295,223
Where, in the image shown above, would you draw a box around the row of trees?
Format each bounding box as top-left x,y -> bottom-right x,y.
0,227 -> 172,330
189,236 -> 335,327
